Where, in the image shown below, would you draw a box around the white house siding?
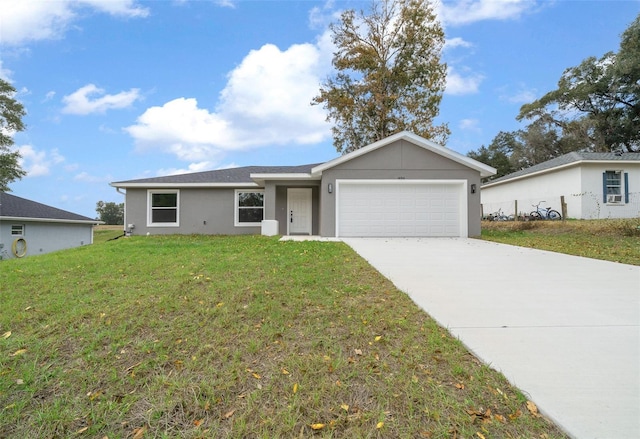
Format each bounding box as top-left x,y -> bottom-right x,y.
481,167 -> 582,218
579,163 -> 640,219
0,221 -> 93,259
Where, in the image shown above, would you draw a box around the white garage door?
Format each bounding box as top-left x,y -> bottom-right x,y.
337,181 -> 463,237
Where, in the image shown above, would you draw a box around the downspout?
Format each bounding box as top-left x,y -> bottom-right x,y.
114,187 -> 131,235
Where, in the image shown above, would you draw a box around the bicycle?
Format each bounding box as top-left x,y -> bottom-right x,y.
489,208 -> 512,221
530,201 -> 562,220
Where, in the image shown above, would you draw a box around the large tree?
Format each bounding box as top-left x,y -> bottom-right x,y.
0,78 -> 27,192
313,0 -> 449,154
96,201 -> 124,225
518,14 -> 640,152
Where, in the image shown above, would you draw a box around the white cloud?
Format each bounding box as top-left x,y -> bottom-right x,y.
459,118 -> 481,133
74,171 -> 113,183
444,37 -> 473,50
0,61 -> 13,81
440,0 -> 536,26
445,67 -> 484,95
17,145 -> 65,177
0,0 -> 148,46
505,89 -> 537,104
126,41 -> 332,162
62,84 -> 141,115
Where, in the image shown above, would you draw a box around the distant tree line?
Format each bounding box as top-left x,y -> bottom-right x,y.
469,14 -> 639,181
96,201 -> 124,225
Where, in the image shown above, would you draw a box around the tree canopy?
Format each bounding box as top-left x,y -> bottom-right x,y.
96,201 -> 124,225
470,14 -> 639,180
0,78 -> 27,192
313,0 -> 449,154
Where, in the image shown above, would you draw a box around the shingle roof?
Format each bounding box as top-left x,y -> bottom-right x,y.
484,152 -> 640,186
111,163 -> 322,185
0,192 -> 97,222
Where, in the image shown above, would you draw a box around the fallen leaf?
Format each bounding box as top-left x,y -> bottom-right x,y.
376,421 -> 384,429
281,368 -> 289,375
193,418 -> 204,426
494,413 -> 506,423
526,400 -> 540,417
293,383 -> 298,394
204,401 -> 210,411
508,409 -> 522,420
75,426 -> 89,434
2,331 -> 11,339
340,403 -> 349,412
16,379 -> 24,385
310,423 -> 325,430
252,372 -> 261,379
476,433 -> 486,439
223,409 -> 235,419
375,336 -> 382,341
455,383 -> 465,390
10,349 -> 26,357
132,426 -> 146,439
354,349 -> 363,356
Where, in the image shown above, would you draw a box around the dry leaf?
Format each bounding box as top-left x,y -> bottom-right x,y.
2,331 -> 11,339
132,426 -> 146,439
508,409 -> 522,420
476,433 -> 486,439
526,400 -> 540,417
376,421 -> 384,429
223,409 -> 235,419
494,414 -> 506,423
10,349 -> 26,357
310,423 -> 325,430
281,368 -> 289,375
340,403 -> 349,412
354,349 -> 363,356
252,372 -> 261,379
204,401 -> 211,411
455,383 -> 465,390
193,418 -> 204,426
16,379 -> 24,385
293,383 -> 298,394
75,426 -> 89,434
374,336 -> 382,341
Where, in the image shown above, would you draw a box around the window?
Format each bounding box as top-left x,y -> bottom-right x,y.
11,225 -> 24,236
603,171 -> 629,204
235,190 -> 264,226
148,190 -> 179,226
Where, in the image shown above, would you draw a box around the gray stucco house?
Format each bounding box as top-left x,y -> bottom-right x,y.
110,132 -> 496,238
0,192 -> 100,259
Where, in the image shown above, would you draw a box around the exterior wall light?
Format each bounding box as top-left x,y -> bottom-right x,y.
471,184 -> 477,194
328,183 -> 333,194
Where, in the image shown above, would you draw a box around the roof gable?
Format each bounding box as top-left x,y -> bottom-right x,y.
484,152 -> 640,187
312,131 -> 496,178
0,192 -> 97,223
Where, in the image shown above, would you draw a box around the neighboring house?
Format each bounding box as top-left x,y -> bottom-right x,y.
0,192 -> 100,260
110,132 -> 496,238
481,152 -> 640,219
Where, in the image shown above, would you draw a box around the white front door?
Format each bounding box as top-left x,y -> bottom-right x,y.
287,188 -> 312,235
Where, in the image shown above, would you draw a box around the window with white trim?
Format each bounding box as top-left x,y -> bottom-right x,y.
11,225 -> 24,236
148,190 -> 180,226
235,190 -> 264,226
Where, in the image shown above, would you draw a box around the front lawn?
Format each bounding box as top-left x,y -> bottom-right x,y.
1,235 -> 568,438
481,218 -> 640,266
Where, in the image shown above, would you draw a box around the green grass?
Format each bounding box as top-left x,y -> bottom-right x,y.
1,235 -> 568,438
481,218 -> 640,266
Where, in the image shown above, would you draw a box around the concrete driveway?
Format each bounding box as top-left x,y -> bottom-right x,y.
343,238 -> 640,439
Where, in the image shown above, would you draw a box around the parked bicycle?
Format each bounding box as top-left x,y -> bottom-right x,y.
488,208 -> 512,221
530,201 -> 562,220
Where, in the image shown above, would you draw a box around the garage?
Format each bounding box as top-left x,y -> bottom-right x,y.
336,180 -> 466,237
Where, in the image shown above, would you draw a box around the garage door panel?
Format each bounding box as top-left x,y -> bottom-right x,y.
338,182 -> 462,237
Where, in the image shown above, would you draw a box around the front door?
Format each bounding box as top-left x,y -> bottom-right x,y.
287,188 -> 312,235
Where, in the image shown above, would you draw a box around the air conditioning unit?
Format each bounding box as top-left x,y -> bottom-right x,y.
607,194 -> 622,203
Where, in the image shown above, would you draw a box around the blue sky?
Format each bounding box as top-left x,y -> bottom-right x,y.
1,0 -> 638,219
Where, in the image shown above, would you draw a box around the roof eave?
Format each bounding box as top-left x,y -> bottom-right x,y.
1,216 -> 102,225
249,173 -> 320,185
110,182 -> 260,189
